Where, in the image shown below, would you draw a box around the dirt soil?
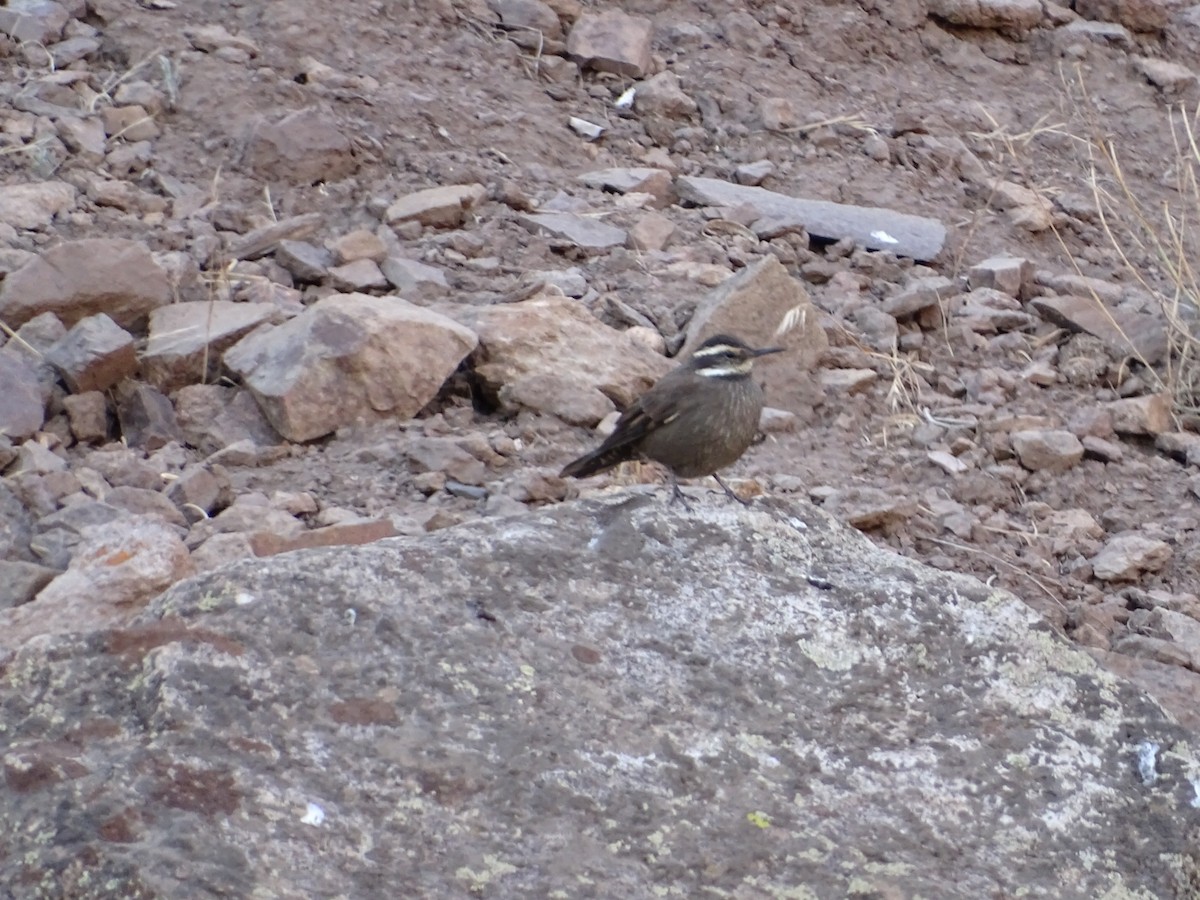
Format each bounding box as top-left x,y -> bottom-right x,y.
6,2 -> 1200,714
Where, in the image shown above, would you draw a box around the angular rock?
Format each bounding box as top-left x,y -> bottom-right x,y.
633,71 -> 698,121
566,10 -> 653,77
450,288 -> 670,425
406,436 -> 488,485
385,184 -> 487,228
44,313 -> 137,394
328,229 -> 387,264
682,255 -> 828,410
1031,294 -> 1167,364
3,498 -> 1195,896
1134,56 -> 1198,99
0,515 -> 193,649
1155,431 -> 1200,466
0,559 -> 60,609
0,354 -> 46,441
115,382 -> 183,451
1076,0 -> 1171,31
174,384 -> 282,454
167,464 -> 233,523
820,368 -> 878,394
189,531 -> 255,573
141,300 -> 276,392
227,213 -> 323,261
517,211 -> 627,250
677,176 -> 946,261
0,0 -> 69,43
184,22 -> 260,55
249,518 -> 397,558
80,446 -> 162,491
1010,430 -> 1085,472
0,180 -> 76,231
928,0 -> 1044,32
104,486 -> 189,530
882,276 -> 958,319
1093,649 -> 1200,731
224,293 -> 478,442
380,256 -> 450,293
1091,533 -> 1174,581
62,391 -> 109,443
487,0 -> 561,37
100,104 -> 160,142
627,210 -> 676,251
967,255 -> 1035,299
243,108 -> 357,185
9,440 -> 67,476
274,239 -> 332,282
57,116 -> 107,162
822,486 -> 919,530
579,167 -> 673,205
0,238 -> 170,330
1103,393 -> 1172,435
328,258 -> 388,292
734,160 -> 775,186
1134,608 -> 1200,670
989,180 -> 1053,232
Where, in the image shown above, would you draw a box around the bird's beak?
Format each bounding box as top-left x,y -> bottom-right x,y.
752,346 -> 786,357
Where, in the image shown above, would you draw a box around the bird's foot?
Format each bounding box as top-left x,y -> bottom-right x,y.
667,474 -> 693,511
713,474 -> 752,507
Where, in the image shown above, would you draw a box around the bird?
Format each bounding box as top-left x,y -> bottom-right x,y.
560,333 -> 784,507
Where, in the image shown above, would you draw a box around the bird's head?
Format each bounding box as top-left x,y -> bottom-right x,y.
687,334 -> 784,378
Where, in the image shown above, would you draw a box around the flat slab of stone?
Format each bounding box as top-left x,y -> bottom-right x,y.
676,176 -> 947,261
1031,294 -> 1168,364
517,211 -> 627,249
385,184 -> 487,228
142,301 -> 276,392
0,497 -> 1195,896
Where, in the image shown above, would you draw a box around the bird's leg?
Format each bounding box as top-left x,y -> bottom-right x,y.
712,473 -> 752,507
667,471 -> 693,510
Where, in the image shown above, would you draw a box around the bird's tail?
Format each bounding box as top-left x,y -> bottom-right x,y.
560,446 -> 629,479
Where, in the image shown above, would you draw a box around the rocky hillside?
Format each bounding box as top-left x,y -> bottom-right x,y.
4,0 -> 1200,893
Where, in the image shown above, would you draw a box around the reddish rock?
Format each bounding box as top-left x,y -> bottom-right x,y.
1091,533 -> 1173,581
223,293 -> 478,442
0,239 -> 169,329
248,519 -> 396,557
451,287 -> 670,426
0,516 -> 194,649
45,313 -> 137,393
327,229 -> 387,264
115,382 -> 183,451
385,184 -> 487,228
1103,393 -> 1172,436
566,10 -> 653,77
62,391 -> 110,443
141,301 -> 275,392
1010,430 -> 1085,473
244,108 -> 358,185
0,181 -> 77,231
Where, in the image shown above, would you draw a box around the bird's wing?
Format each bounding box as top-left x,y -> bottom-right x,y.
592,369 -> 690,457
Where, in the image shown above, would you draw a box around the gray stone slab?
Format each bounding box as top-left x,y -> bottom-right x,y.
677,175 -> 947,261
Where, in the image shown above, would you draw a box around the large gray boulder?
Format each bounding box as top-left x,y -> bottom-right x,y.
1,495 -> 1197,897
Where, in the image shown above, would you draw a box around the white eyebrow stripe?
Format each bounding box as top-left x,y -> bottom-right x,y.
693,344 -> 740,358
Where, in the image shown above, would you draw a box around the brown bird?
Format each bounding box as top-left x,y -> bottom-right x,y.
560,333 -> 783,507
